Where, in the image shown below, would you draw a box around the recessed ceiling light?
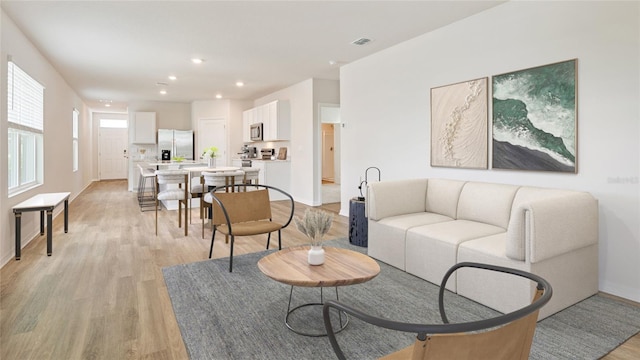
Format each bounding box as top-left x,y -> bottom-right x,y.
191,58 -> 204,64
351,37 -> 371,46
216,94 -> 222,99
328,60 -> 337,66
236,81 -> 244,87
105,103 -> 111,107
160,90 -> 167,95
168,75 -> 177,81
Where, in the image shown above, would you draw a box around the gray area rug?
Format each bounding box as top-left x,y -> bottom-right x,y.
162,239 -> 640,360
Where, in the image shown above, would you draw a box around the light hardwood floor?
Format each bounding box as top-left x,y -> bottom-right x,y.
1,180 -> 638,359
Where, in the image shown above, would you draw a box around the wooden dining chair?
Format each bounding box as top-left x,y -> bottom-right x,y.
200,170 -> 245,239
155,169 -> 190,236
323,262 -> 553,360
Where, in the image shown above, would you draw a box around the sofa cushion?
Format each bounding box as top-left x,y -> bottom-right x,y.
457,182 -> 519,228
457,234 -> 533,314
405,220 -> 506,291
367,179 -> 428,220
425,179 -> 466,219
367,212 -> 453,270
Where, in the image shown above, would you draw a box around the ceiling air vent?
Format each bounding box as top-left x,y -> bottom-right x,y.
351,37 -> 371,46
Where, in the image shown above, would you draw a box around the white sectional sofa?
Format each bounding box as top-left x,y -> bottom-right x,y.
366,178 -> 599,319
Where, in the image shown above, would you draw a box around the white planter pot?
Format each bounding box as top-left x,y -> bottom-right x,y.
307,246 -> 325,266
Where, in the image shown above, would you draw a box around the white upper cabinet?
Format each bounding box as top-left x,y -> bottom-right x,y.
262,100 -> 290,141
133,112 -> 157,144
242,109 -> 253,143
243,100 -> 290,142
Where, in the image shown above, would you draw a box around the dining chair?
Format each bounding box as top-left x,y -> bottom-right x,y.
155,169 -> 190,236
241,167 -> 261,190
201,170 -> 245,239
189,170 -> 204,224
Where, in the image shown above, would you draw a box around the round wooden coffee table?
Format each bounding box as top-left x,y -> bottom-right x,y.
258,245 -> 380,336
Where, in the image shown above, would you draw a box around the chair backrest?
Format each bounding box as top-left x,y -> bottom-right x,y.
404,288 -> 543,360
210,189 -> 272,226
203,170 -> 245,187
155,170 -> 188,185
323,262 -> 552,360
243,167 -> 260,182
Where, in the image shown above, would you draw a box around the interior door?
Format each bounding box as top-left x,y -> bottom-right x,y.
322,124 -> 335,181
99,127 -> 128,179
198,118 -> 227,166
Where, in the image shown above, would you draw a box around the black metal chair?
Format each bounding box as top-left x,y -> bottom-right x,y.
323,262 -> 552,360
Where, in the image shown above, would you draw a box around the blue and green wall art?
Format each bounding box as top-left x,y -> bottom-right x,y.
492,59 -> 577,172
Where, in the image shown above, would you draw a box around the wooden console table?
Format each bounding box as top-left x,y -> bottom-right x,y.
12,192 -> 70,260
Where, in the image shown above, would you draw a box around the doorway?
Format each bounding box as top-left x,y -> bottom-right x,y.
319,103 -> 341,205
198,118 -> 227,166
99,122 -> 128,180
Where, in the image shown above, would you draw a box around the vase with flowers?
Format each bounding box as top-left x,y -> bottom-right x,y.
294,209 -> 333,265
202,146 -> 218,168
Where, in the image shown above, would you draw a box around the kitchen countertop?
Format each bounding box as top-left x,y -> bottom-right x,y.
233,158 -> 290,162
145,160 -> 206,166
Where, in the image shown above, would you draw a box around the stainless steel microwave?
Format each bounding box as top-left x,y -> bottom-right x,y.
250,123 -> 263,141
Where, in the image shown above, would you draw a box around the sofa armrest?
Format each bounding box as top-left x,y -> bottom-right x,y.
366,179 -> 428,220
507,193 -> 598,263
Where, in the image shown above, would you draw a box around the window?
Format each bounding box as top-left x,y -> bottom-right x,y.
7,59 -> 44,195
72,108 -> 79,172
100,119 -> 127,128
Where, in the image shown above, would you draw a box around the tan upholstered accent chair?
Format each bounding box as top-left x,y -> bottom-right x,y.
207,184 -> 294,272
323,262 -> 552,360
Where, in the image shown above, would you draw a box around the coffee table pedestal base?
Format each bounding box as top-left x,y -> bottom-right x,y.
284,285 -> 348,337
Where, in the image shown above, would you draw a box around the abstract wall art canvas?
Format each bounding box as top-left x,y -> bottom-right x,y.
492,59 -> 577,172
430,77 -> 488,169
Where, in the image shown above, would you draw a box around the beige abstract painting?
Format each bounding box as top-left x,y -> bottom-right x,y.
430,78 -> 488,169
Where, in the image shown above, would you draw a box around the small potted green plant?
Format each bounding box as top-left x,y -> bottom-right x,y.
202,146 -> 218,167
294,209 -> 333,265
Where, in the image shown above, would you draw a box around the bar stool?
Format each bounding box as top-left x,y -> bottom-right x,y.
138,165 -> 157,211
155,169 -> 190,236
201,170 -> 245,239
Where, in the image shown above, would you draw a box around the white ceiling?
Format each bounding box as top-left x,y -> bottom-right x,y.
1,1 -> 504,112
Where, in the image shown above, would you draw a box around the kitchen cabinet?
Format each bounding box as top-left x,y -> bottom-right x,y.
242,109 -> 254,143
251,160 -> 290,201
133,112 -> 157,144
243,100 -> 290,142
262,100 -> 290,141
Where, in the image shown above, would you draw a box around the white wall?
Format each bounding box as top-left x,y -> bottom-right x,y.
191,99 -> 251,164
1,10 -> 93,266
129,100 -> 191,130
340,1 -> 639,302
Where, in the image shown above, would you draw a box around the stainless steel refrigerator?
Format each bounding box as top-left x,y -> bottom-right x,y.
157,129 -> 194,160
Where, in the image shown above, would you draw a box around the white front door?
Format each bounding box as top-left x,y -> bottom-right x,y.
99,127 -> 128,179
198,118 -> 227,166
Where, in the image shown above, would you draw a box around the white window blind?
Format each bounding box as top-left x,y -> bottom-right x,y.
8,61 -> 44,132
7,59 -> 44,195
